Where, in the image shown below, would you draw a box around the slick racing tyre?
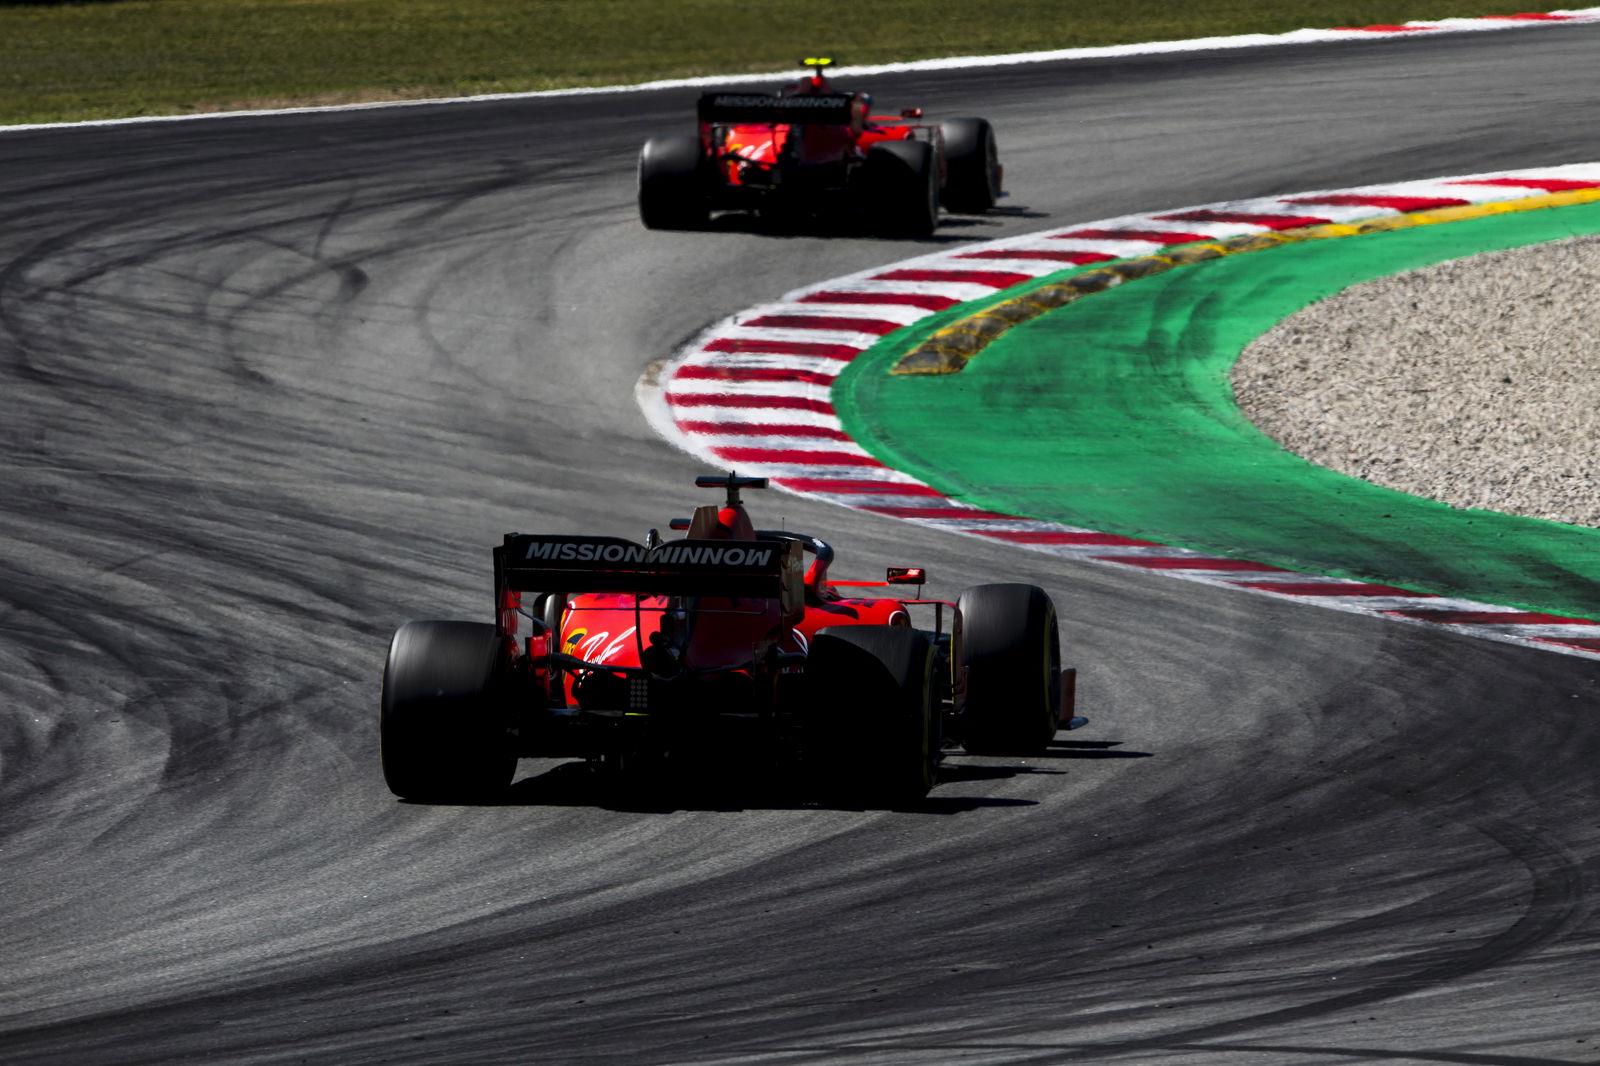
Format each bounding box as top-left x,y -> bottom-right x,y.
863,139 -> 939,239
638,134 -> 710,230
939,117 -> 1000,214
956,584 -> 1061,756
808,625 -> 938,805
380,620 -> 516,802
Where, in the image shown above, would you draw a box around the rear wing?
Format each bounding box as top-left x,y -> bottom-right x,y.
495,534 -> 803,602
697,91 -> 857,126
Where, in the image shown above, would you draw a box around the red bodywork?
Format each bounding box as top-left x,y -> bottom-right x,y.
696,69 -> 938,208
495,496 -> 949,720
553,588 -> 912,704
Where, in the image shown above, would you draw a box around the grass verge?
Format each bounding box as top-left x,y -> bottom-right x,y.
835,201 -> 1600,618
0,0 -> 1576,126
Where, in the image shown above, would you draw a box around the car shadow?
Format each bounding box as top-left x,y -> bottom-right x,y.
1045,738 -> 1155,759
695,207 -> 1043,242
451,737 -> 1150,814
982,203 -> 1052,220
465,758 -> 1040,814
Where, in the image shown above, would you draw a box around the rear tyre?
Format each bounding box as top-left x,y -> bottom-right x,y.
862,140 -> 939,239
380,620 -> 516,802
808,626 -> 937,805
638,135 -> 710,230
957,584 -> 1060,755
939,117 -> 1000,213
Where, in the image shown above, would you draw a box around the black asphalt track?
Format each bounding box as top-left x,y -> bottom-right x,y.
3,25 -> 1600,1065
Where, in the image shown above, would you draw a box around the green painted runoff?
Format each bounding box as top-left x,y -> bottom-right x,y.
835,201 -> 1600,619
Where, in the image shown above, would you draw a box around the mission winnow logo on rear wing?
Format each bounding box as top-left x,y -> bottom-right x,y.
697,92 -> 855,125
497,534 -> 798,597
522,538 -> 776,568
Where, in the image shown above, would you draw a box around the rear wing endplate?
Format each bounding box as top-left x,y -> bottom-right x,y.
495,534 -> 803,603
698,92 -> 856,126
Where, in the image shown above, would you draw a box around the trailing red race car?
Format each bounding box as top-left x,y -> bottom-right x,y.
380,475 -> 1083,805
637,57 -> 1002,236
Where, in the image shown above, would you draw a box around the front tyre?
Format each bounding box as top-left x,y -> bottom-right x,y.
957,584 -> 1060,755
380,620 -> 516,802
638,135 -> 710,230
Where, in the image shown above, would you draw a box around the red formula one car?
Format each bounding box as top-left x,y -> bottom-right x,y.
638,58 -> 1002,236
380,475 -> 1083,805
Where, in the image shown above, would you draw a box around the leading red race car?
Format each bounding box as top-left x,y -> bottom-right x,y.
380,475 -> 1083,805
638,58 -> 1002,236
